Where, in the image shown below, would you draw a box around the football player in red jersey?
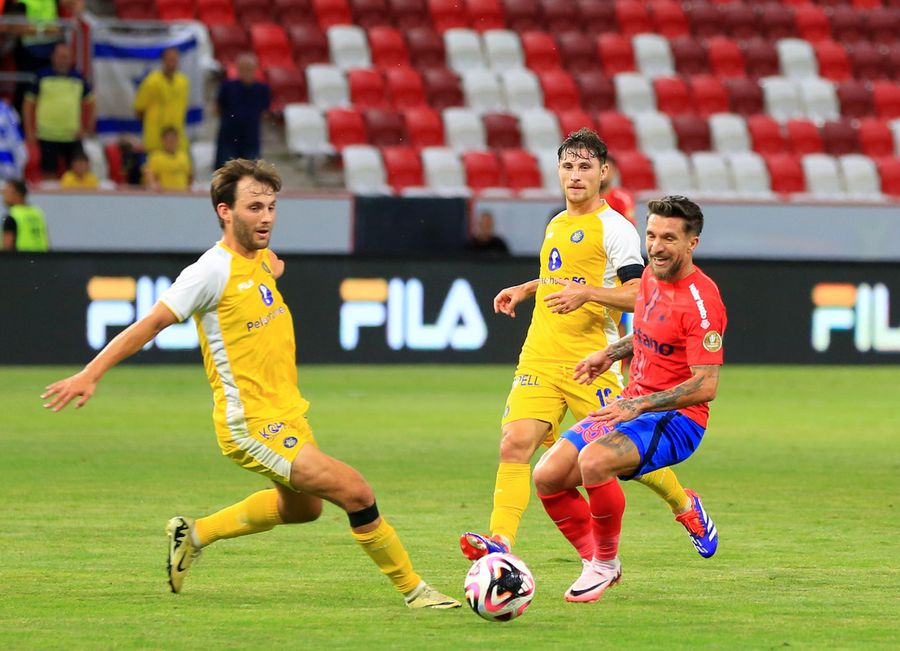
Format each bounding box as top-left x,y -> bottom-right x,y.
600,155 -> 637,227
533,195 -> 726,603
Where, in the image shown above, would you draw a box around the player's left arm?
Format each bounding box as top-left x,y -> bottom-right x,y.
268,249 -> 285,279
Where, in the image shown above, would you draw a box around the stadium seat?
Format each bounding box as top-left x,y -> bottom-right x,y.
313,0 -> 353,29
342,144 -> 391,193
777,38 -> 818,80
503,0 -> 541,32
288,25 -> 330,69
556,108 -> 596,136
653,77 -> 691,116
556,31 -> 599,72
724,78 -> 764,117
351,0 -> 391,28
614,73 -> 656,117
364,108 -> 407,146
633,34 -> 675,80
634,112 -> 677,153
499,148 -> 542,191
403,106 -> 445,147
785,118 -> 824,155
328,25 -> 372,70
577,0 -> 616,34
273,0 -> 314,26
707,37 -> 746,79
156,0 -> 193,21
520,31 -> 562,73
801,153 -> 842,196
348,68 -> 388,109
794,4 -> 831,43
649,1 -> 689,39
813,40 -> 851,82
386,67 -> 427,109
82,139 -> 109,184
307,64 -> 350,109
891,120 -> 900,156
501,69 -> 543,113
686,2 -> 723,40
650,150 -> 692,193
381,146 -> 425,191
721,2 -> 756,41
761,76 -> 804,121
463,69 -> 506,112
284,104 -> 334,156
209,25 -> 250,67
519,108 -> 561,153
101,141 -> 122,185
390,0 -> 431,30
462,150 -> 504,191
757,2 -> 796,41
597,34 -> 635,77
873,81 -> 900,120
368,27 -> 411,69
857,118 -> 893,157
747,114 -> 786,155
116,0 -> 156,19
429,0 -> 468,32
250,23 -> 294,69
727,151 -> 772,194
742,38 -> 780,80
483,112 -> 521,148
874,157 -> 900,196
422,67 -> 465,110
267,66 -> 308,112
846,42 -> 888,82
443,107 -> 487,149
866,6 -> 900,46
420,146 -> 468,194
538,69 -> 580,114
692,151 -> 734,193
406,28 -> 446,71
467,0 -> 505,32
709,113 -> 751,153
444,28 -> 487,73
670,37 -> 709,77
534,149 -> 563,195
574,71 -> 615,112
326,107 -> 368,149
839,154 -> 881,197
799,77 -> 839,122
541,0 -> 580,33
689,75 -> 730,116
596,111 -> 636,152
672,115 -> 711,154
821,120 -> 858,156
483,30 -> 524,70
614,0 -> 651,38
234,0 -> 270,23
197,0 -> 236,25
764,152 -> 805,194
828,5 -> 866,45
888,44 -> 900,82
615,149 -> 656,191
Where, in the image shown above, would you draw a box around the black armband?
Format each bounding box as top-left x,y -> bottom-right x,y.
348,501 -> 379,528
617,264 -> 644,283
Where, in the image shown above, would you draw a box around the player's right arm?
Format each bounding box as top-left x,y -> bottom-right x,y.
493,279 -> 539,318
573,334 -> 634,384
42,302 -> 179,412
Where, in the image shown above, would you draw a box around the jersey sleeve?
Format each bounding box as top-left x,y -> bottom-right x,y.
683,280 -> 727,366
602,213 -> 644,272
158,250 -> 229,322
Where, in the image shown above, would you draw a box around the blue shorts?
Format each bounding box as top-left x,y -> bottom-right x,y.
560,411 -> 705,480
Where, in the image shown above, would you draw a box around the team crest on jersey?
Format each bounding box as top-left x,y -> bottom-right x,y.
262,261 -> 272,274
702,331 -> 723,352
283,436 -> 298,448
548,247 -> 562,271
259,283 -> 274,306
570,229 -> 584,243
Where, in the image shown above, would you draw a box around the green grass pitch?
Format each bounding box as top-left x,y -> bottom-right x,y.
1,365 -> 898,649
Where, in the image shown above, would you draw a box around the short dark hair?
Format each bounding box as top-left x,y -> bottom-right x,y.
557,127 -> 608,163
161,125 -> 179,139
7,179 -> 27,198
647,195 -> 704,235
210,159 -> 282,229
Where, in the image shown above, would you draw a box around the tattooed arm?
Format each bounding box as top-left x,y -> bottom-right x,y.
587,364 -> 720,426
573,335 -> 634,384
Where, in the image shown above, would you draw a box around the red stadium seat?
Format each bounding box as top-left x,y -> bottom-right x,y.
596,33 -> 635,77
313,0 -> 353,29
499,148 -> 542,190
102,142 -> 123,185
483,112 -> 522,149
538,69 -> 580,114
596,111 -> 636,152
846,42 -> 889,81
422,67 -> 464,110
288,24 -> 330,68
653,77 -> 691,116
503,0 -> 541,32
814,40 -> 851,82
836,80 -> 873,119
686,1 -> 723,40
390,0 -> 431,30
828,5 -> 866,45
209,24 -> 250,67
348,68 -> 388,109
250,23 -> 294,69
577,0 -> 616,34
866,7 -> 900,46
821,120 -> 858,156
381,146 -> 424,190
707,37 -> 746,79
369,26 -> 411,69
326,107 -> 368,149
556,108 -> 596,136
649,1 -> 689,39
574,71 -> 615,112
463,150 -> 504,190
873,81 -> 900,119
888,44 -> 900,82
386,66 -> 427,109
875,157 -> 900,195
541,0 -> 580,33
466,0 -> 505,31
234,0 -> 271,24
758,2 -> 796,41
428,0 -> 468,31
266,66 -> 308,112
721,2 -> 756,41
614,0 -> 651,38
742,38 -> 779,80
747,115 -> 786,155
785,119 -> 824,155
406,27 -> 446,71
724,78 -> 763,116
350,0 -> 391,28
764,153 -> 805,194
116,0 -> 156,19
615,150 -> 656,191
273,0 -> 314,26
557,31 -> 599,72
794,5 -> 830,43
521,31 -> 562,73
857,118 -> 893,157
672,115 -> 711,154
403,106 -> 445,147
364,108 -> 407,146
197,0 -> 236,25
688,75 -> 729,116
156,0 -> 193,21
670,37 -> 709,76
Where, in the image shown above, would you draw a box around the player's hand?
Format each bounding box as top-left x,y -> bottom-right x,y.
544,279 -> 589,314
493,285 -> 525,318
41,371 -> 98,412
573,350 -> 614,384
587,399 -> 641,427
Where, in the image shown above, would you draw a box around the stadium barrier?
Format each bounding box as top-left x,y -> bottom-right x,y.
3,254 -> 899,365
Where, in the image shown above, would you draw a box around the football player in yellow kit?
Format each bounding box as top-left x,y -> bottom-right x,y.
42,159 -> 459,609
460,129 -> 706,560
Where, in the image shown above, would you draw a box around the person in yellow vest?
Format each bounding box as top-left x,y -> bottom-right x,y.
60,151 -> 98,189
133,46 -> 189,153
2,179 -> 49,251
143,126 -> 191,191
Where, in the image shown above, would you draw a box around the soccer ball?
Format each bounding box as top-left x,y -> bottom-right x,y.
464,552 -> 535,622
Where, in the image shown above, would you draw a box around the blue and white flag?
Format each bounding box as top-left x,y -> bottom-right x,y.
0,100 -> 26,181
90,20 -> 205,135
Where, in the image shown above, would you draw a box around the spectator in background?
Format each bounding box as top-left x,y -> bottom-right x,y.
215,52 -> 269,169
60,150 -> 97,189
466,210 -> 510,258
2,178 -> 48,252
134,46 -> 189,153
0,98 -> 26,181
143,125 -> 191,192
23,41 -> 93,179
600,155 -> 637,227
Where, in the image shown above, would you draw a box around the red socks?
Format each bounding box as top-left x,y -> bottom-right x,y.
537,489 -> 595,560
585,478 -> 626,561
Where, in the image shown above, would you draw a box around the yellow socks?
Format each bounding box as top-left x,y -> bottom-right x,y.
635,467 -> 691,514
352,518 -> 422,594
194,489 -> 283,547
489,462 -> 532,546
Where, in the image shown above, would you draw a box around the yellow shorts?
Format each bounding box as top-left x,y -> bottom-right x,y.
501,363 -> 623,447
217,417 -> 317,487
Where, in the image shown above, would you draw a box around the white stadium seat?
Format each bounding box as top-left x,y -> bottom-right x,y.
501,69 -> 543,113
327,25 -> 371,71
709,113 -> 751,153
420,147 -> 470,195
444,28 -> 486,73
801,153 -> 843,197
442,107 -> 487,150
342,144 -> 391,194
727,151 -> 773,195
519,108 -> 562,153
761,76 -> 804,122
614,72 -> 657,116
306,64 -> 349,109
839,154 -> 882,197
462,69 -> 506,113
776,38 -> 818,80
691,151 -> 734,193
650,150 -> 692,193
633,34 -> 675,79
634,111 -> 677,152
799,77 -> 840,123
284,104 -> 334,156
482,29 -> 524,70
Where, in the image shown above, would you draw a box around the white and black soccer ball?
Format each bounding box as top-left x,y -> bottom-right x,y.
464,552 -> 535,622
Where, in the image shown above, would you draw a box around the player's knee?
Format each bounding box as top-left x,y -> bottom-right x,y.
280,497 -> 323,524
343,476 -> 376,514
499,429 -> 538,463
577,446 -> 616,483
532,461 -> 559,495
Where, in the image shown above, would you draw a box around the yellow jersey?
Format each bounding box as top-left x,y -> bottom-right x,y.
146,150 -> 191,191
133,70 -> 189,151
60,171 -> 99,189
519,203 -> 644,366
159,242 -> 309,458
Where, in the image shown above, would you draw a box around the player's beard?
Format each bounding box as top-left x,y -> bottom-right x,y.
233,214 -> 269,252
650,256 -> 684,281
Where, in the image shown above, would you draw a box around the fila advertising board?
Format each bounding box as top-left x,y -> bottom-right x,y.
2,254 -> 899,365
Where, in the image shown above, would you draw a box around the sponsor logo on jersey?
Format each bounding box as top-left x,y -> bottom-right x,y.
238,279 -> 254,291
689,283 -> 708,322
259,283 -> 274,306
548,248 -> 562,271
283,436 -> 298,448
246,305 -> 287,331
634,327 -> 675,356
811,282 -> 900,353
570,229 -> 584,243
512,373 -> 540,387
258,421 -> 285,440
702,331 -> 723,352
